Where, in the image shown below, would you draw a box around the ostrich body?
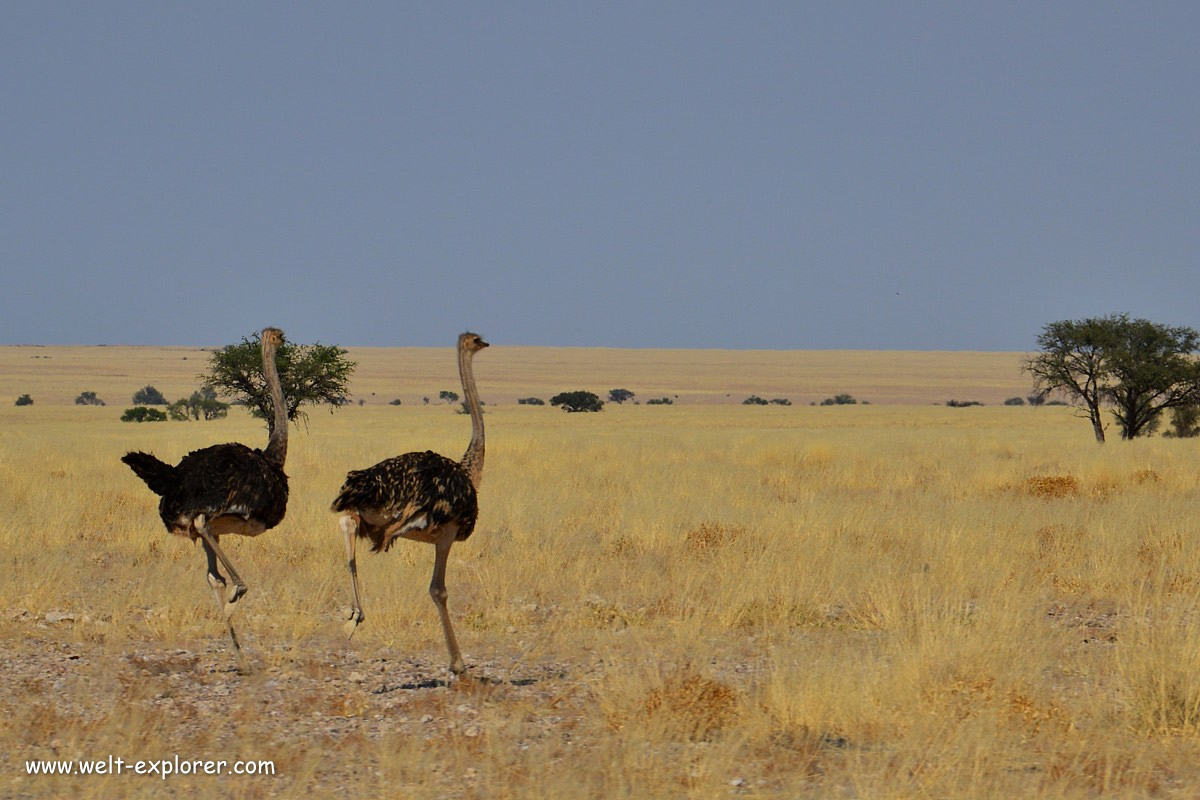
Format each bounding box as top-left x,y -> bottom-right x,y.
122,327 -> 289,665
333,331 -> 488,675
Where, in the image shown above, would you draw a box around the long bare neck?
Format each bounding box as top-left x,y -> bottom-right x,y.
263,339 -> 288,466
458,346 -> 484,488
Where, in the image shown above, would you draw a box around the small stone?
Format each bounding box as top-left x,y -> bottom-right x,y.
348,671 -> 366,683
420,714 -> 433,723
730,777 -> 747,788
44,611 -> 75,624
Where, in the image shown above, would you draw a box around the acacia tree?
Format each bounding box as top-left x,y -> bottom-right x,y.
608,388 -> 635,404
1105,318 -> 1200,439
1023,318 -> 1114,442
550,390 -> 604,412
202,331 -> 356,432
1023,314 -> 1200,442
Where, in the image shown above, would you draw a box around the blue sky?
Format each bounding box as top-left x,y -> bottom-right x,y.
3,3 -> 1197,350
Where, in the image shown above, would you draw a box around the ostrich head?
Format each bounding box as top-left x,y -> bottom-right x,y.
459,331 -> 489,353
262,327 -> 285,350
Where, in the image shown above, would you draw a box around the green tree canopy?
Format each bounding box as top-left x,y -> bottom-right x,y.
201,331 -> 356,431
1023,314 -> 1200,442
550,390 -> 604,413
132,385 -> 167,405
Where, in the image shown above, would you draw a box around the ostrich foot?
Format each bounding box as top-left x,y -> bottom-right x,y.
343,607 -> 364,639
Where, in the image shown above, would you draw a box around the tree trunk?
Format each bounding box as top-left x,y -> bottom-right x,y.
1088,404 -> 1106,443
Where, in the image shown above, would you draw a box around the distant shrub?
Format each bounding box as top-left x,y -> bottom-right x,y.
742,395 -> 769,406
550,391 -> 604,413
946,400 -> 984,407
608,389 -> 635,404
121,406 -> 167,422
389,399 -> 403,406
769,398 -> 791,406
1004,397 -> 1026,406
167,387 -> 230,421
1046,400 -> 1068,406
518,397 -> 546,406
646,397 -> 674,405
75,391 -> 105,406
15,394 -> 32,406
1027,391 -> 1049,407
820,394 -> 857,406
1167,405 -> 1200,438
132,385 -> 167,405
438,390 -> 459,404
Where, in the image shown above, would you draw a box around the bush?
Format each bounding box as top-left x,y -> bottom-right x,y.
456,400 -> 485,415
1167,405 -> 1200,438
646,397 -> 674,405
518,397 -> 546,406
608,389 -> 635,404
439,390 -> 459,404
167,387 -> 230,421
132,385 -> 167,405
769,398 -> 791,406
1004,397 -> 1026,406
550,391 -> 604,413
75,391 -> 105,406
121,406 -> 167,422
389,399 -> 403,406
742,395 -> 769,406
946,399 -> 984,407
820,394 -> 857,406
14,394 -> 32,406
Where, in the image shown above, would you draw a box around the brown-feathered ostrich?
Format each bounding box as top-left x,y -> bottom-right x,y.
333,331 -> 489,676
121,327 -> 289,666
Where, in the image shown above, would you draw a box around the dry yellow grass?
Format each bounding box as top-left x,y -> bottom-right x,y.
3,345 -> 1200,798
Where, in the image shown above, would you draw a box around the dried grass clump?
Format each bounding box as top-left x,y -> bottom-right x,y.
1022,475 -> 1079,499
1132,469 -> 1162,484
683,522 -> 744,555
643,670 -> 739,741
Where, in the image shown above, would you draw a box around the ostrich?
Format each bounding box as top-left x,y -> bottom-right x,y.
121,327 -> 289,666
333,331 -> 489,676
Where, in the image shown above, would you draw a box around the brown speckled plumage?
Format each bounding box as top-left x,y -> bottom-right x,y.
331,450 -> 477,552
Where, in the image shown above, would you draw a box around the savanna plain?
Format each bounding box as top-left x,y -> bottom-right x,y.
3,345 -> 1200,798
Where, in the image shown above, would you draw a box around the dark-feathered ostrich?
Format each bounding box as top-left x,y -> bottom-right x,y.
121,327 -> 289,666
333,331 -> 489,676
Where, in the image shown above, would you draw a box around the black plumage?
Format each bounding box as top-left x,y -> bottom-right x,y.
335,331 -> 489,676
122,444 -> 288,537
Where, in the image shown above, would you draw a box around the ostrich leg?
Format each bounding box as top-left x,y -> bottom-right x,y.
195,514 -> 248,612
430,525 -> 465,675
202,539 -> 248,672
340,514 -> 365,638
